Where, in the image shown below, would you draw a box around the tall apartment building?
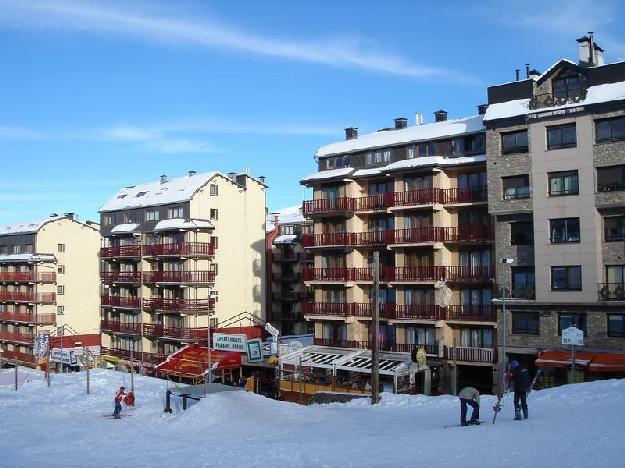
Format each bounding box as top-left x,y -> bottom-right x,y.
266,206 -> 313,336
99,171 -> 266,370
484,35 -> 625,387
0,214 -> 100,367
300,112 -> 497,393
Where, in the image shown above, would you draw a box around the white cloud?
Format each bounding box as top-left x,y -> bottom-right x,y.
0,0 -> 464,80
0,125 -> 42,140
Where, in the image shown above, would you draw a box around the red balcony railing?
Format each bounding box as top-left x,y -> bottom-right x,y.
100,295 -> 142,309
304,267 -> 351,281
1,349 -> 36,364
445,266 -> 493,282
302,232 -> 355,247
0,311 -> 56,324
356,193 -> 395,211
143,298 -> 215,313
446,305 -> 495,322
391,227 -> 441,244
0,331 -> 35,344
392,343 -> 439,355
386,266 -> 446,282
0,292 -> 56,303
100,245 -> 141,258
441,224 -> 494,243
444,346 -> 496,363
304,302 -> 354,317
0,271 -> 57,283
394,188 -> 441,206
100,320 -> 142,335
143,271 -> 215,284
100,347 -> 168,366
143,242 -> 215,257
143,324 -> 207,341
388,304 -> 446,320
313,338 -> 359,348
440,186 -> 488,204
302,197 -> 356,216
353,230 -> 390,247
100,272 -> 141,283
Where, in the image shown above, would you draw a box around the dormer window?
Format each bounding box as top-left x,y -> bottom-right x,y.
553,70 -> 584,100
136,191 -> 148,197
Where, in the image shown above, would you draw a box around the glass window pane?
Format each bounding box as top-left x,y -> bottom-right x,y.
613,118 -> 625,139
596,120 -> 612,142
548,128 -> 561,148
516,131 -> 528,148
562,125 -> 577,146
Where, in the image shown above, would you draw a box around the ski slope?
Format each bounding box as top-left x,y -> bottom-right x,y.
0,368 -> 623,468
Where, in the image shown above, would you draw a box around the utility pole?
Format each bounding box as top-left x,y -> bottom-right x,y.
135,232 -> 145,375
14,358 -> 18,391
371,251 -> 380,405
130,347 -> 135,393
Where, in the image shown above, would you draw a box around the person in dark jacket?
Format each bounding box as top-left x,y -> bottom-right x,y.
509,360 -> 530,420
113,386 -> 126,419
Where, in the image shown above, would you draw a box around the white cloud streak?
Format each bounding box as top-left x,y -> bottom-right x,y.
0,0 -> 463,80
0,125 -> 42,140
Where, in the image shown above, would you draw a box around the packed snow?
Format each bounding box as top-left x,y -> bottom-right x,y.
1,369 -> 623,467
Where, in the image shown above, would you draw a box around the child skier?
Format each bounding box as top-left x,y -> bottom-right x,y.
113,386 -> 126,419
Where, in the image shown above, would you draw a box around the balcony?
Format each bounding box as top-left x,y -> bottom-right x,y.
1,349 -> 36,364
100,347 -> 168,366
388,304 -> 445,320
444,346 -> 496,364
386,266 -> 445,282
440,225 -> 494,243
304,302 -> 354,317
143,324 -> 206,341
0,292 -> 56,304
143,298 -> 215,314
529,89 -> 587,110
353,230 -> 390,247
100,319 -> 142,335
143,271 -> 215,285
100,272 -> 141,284
0,271 -> 56,283
100,245 -> 141,259
302,232 -> 354,248
356,193 -> 395,211
390,227 -> 441,245
446,305 -> 495,322
302,197 -> 356,217
394,188 -> 441,207
445,266 -> 493,283
0,311 -> 56,325
0,331 -> 35,344
304,267 -> 352,282
100,295 -> 142,309
440,186 -> 488,204
598,283 -> 625,301
143,242 -> 215,258
392,343 -> 440,356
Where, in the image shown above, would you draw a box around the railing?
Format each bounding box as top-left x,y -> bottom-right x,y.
441,225 -> 494,242
0,292 -> 56,303
529,89 -> 587,110
302,232 -> 354,247
386,266 -> 446,282
440,186 -> 488,204
304,302 -> 353,317
391,227 -> 440,244
100,245 -> 141,258
511,286 -> 536,300
356,193 -> 395,211
354,230 -> 390,247
143,242 -> 215,257
503,187 -> 530,200
388,304 -> 446,320
394,188 -> 441,206
598,181 -> 625,193
446,305 -> 496,322
302,197 -> 356,216
100,320 -> 142,335
0,271 -> 57,283
0,331 -> 35,344
351,303 -> 394,318
444,346 -> 496,364
143,324 -> 206,341
393,343 -> 439,355
445,265 -> 493,282
304,267 -> 351,281
1,349 -> 36,364
100,272 -> 141,283
100,295 -> 142,309
313,338 -> 358,348
143,298 -> 215,313
0,311 -> 56,324
100,347 -> 168,366
143,271 -> 216,284
598,283 -> 625,301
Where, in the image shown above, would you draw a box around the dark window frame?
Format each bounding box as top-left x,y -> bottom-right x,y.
512,311 -> 540,335
604,216 -> 625,242
595,116 -> 625,144
547,124 -> 577,150
511,267 -> 536,299
502,175 -> 530,200
551,266 -> 582,291
607,314 -> 625,338
550,217 -> 581,243
501,130 -> 529,154
558,313 -> 587,335
548,170 -> 579,196
597,165 -> 625,193
510,222 -> 534,245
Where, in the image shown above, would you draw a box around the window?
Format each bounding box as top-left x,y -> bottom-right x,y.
136,191 -> 148,197
57,265 -> 65,274
418,144 -> 428,157
502,175 -> 530,200
512,312 -> 539,335
366,152 -> 373,165
0,245 -> 7,255
512,267 -> 535,299
57,244 -> 65,253
210,209 -> 218,221
551,266 -> 582,290
279,225 -> 294,235
57,285 -> 65,295
453,137 -> 465,155
168,207 -> 184,219
383,149 -> 392,163
558,313 -> 586,334
549,171 -> 578,196
459,328 -> 494,348
374,150 -> 383,163
210,184 -> 218,196
597,165 -> 625,192
145,210 -> 160,221
465,133 -> 486,155
405,326 -> 435,346
596,116 -> 625,143
103,215 -> 112,226
210,236 -> 218,249
56,306 -> 64,315
210,263 -> 218,276
550,218 -> 580,243
116,194 -> 127,199
608,314 -> 625,338
510,222 -> 534,245
553,72 -> 584,100
12,245 -> 21,254
605,216 -> 625,242
501,130 -> 528,154
407,145 -> 415,159
326,158 -> 335,170
435,140 -> 453,156
342,155 -> 350,168
209,290 -> 218,302
547,124 -> 576,149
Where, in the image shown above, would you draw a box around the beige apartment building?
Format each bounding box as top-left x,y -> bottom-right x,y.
99,171 -> 266,370
484,35 -> 625,387
300,111 -> 497,393
0,214 -> 101,367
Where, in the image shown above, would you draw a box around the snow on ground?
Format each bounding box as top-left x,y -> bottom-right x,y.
1,369 -> 623,468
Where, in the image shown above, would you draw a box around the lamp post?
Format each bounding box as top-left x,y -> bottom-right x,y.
499,257 -> 515,393
133,232 -> 145,375
205,295 -> 216,396
75,341 -> 89,394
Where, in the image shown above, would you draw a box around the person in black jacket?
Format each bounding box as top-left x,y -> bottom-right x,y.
509,360 -> 530,420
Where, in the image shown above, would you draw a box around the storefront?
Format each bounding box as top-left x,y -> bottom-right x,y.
535,349 -> 625,387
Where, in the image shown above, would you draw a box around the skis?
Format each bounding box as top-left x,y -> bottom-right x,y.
101,414 -> 133,418
492,394 -> 503,424
444,421 -> 484,428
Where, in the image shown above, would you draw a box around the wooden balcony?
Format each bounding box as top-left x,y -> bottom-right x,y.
302,232 -> 354,248
386,266 -> 446,282
0,292 -> 56,304
0,271 -> 56,283
444,346 -> 496,364
388,304 -> 446,320
302,197 -> 356,217
1,349 -> 36,364
440,186 -> 488,204
393,188 -> 441,207
392,343 -> 439,355
100,271 -> 141,284
143,242 -> 215,258
446,305 -> 495,322
100,319 -> 142,335
143,298 -> 215,313
390,227 -> 441,244
100,245 -> 141,259
100,295 -> 142,309
143,271 -> 215,285
0,331 -> 35,344
304,267 -> 352,282
304,302 -> 354,317
0,311 -> 56,325
143,324 -> 206,341
444,266 -> 493,283
356,193 -> 395,211
353,230 -> 390,247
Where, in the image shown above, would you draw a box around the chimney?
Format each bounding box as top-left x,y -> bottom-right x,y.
160,174 -> 168,184
188,170 -> 197,177
515,69 -> 520,81
50,213 -> 58,217
577,33 -> 603,67
528,69 -> 541,80
477,104 -> 488,115
394,118 -> 408,130
415,113 -> 424,126
525,64 -> 530,79
227,172 -> 237,181
259,176 -> 266,184
63,212 -> 75,220
434,110 -> 448,123
345,127 -> 358,140
594,43 -> 605,66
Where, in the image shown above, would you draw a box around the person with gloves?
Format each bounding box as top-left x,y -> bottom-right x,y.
113,386 -> 126,419
458,386 -> 480,426
509,360 -> 530,420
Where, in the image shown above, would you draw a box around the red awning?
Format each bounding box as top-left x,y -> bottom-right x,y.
588,353 -> 625,373
155,344 -> 241,379
535,350 -> 595,368
50,334 -> 101,348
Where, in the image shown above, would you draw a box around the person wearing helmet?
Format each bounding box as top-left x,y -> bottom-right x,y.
509,360 -> 530,420
113,386 -> 127,419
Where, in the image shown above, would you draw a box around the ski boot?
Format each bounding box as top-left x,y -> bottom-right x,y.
514,409 -> 522,421
469,419 -> 481,425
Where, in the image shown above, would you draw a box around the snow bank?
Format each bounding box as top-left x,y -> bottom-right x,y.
1,369 -> 624,467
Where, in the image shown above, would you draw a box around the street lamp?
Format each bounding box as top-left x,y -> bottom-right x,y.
132,232 -> 145,376
499,257 -> 515,391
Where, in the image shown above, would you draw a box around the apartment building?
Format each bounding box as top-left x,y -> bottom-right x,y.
484,35 -> 625,387
266,206 -> 313,336
300,112 -> 497,393
99,171 -> 266,371
0,214 -> 100,367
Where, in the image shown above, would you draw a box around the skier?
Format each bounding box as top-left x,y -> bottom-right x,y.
509,360 -> 530,420
458,386 -> 480,426
113,386 -> 126,419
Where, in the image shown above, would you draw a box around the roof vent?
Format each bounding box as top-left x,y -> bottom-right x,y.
227,172 -> 237,182
160,174 -> 168,184
344,127 -> 358,140
415,113 -> 424,126
394,118 -> 408,130
188,170 -> 197,177
434,110 -> 448,123
259,176 -> 266,184
50,213 -> 58,217
477,104 -> 488,115
63,212 -> 75,220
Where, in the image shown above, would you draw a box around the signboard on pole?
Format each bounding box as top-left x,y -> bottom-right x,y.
49,349 -> 78,366
562,326 -> 583,346
213,333 -> 247,352
34,332 -> 50,363
246,338 -> 263,363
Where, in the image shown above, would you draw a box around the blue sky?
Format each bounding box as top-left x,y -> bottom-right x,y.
0,0 -> 623,224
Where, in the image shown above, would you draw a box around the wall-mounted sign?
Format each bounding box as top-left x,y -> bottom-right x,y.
213,333 -> 247,352
246,338 -> 263,363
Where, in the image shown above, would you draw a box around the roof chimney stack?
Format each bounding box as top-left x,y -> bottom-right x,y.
160,174 -> 168,184
525,64 -> 530,79
345,127 -> 358,140
188,170 -> 197,177
259,176 -> 266,184
394,118 -> 408,130
434,110 -> 448,123
528,69 -> 541,79
477,104 -> 488,115
577,33 -> 604,67
515,69 -> 520,81
63,212 -> 75,220
415,113 -> 424,126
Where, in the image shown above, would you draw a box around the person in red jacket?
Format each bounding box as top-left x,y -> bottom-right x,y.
113,386 -> 126,419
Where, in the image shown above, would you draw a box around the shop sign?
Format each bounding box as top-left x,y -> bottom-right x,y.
246,338 -> 263,363
213,333 -> 247,352
562,327 -> 584,346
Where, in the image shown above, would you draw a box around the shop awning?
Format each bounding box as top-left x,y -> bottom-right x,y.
588,353 -> 625,373
155,344 -> 241,379
535,350 -> 595,368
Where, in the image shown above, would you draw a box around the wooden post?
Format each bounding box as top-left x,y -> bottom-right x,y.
453,337 -> 458,396
165,389 -> 172,413
371,251 -> 380,405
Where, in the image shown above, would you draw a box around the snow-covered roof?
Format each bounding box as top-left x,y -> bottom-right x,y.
0,216 -> 66,236
0,254 -> 56,264
99,171 -> 219,212
300,167 -> 354,183
315,115 -> 484,158
154,219 -> 214,232
110,223 -> 139,234
276,206 -> 306,224
273,235 -> 298,245
484,81 -> 625,122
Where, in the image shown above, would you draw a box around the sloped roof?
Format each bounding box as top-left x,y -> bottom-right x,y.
0,216 -> 66,236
